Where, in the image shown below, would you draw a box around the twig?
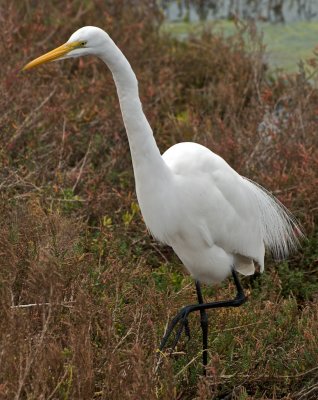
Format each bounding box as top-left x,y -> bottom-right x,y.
9,88 -> 57,145
220,365 -> 318,381
1,170 -> 41,193
112,327 -> 134,353
15,295 -> 52,399
72,139 -> 92,192
37,27 -> 59,47
135,309 -> 144,344
11,301 -> 75,309
210,320 -> 262,334
273,185 -> 299,195
46,365 -> 71,400
150,242 -> 169,263
57,118 -> 66,171
175,352 -> 202,377
45,197 -> 86,202
296,382 -> 318,400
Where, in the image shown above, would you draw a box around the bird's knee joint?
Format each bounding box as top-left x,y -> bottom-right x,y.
233,293 -> 247,306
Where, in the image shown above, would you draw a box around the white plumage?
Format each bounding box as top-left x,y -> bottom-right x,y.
150,141 -> 299,283
23,26 -> 301,285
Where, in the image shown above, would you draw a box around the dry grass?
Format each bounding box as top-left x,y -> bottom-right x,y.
0,0 -> 317,399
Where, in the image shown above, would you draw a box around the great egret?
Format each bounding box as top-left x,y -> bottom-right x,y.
23,26 -> 301,372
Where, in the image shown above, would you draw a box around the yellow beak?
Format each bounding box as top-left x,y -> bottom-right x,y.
22,42 -> 81,71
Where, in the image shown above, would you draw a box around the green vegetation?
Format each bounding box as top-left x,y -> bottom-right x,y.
163,20 -> 318,72
0,0 -> 317,399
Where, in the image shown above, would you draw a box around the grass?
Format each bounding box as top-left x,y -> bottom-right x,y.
162,20 -> 318,72
0,0 -> 317,399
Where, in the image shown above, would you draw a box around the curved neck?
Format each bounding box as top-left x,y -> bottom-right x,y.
99,40 -> 170,185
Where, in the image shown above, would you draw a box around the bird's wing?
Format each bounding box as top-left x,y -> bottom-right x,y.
162,142 -> 299,269
163,142 -> 264,263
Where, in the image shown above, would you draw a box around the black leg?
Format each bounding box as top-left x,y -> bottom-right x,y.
159,269 -> 247,362
195,281 -> 208,374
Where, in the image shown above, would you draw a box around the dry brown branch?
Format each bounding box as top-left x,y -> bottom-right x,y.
10,301 -> 75,309
57,118 -> 67,171
72,139 -> 92,192
9,88 -> 57,145
14,299 -> 52,400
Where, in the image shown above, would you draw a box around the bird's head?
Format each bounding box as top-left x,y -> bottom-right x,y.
22,26 -> 110,71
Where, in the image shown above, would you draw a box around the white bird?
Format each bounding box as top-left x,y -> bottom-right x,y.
23,26 -> 301,372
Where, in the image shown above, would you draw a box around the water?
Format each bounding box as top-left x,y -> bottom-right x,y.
161,1 -> 318,71
162,0 -> 318,23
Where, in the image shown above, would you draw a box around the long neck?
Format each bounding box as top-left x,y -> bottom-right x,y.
99,39 -> 171,187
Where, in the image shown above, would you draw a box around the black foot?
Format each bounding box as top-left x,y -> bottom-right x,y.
159,304 -> 194,352
159,269 -> 247,364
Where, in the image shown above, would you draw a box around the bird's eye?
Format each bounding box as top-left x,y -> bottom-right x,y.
80,41 -> 87,46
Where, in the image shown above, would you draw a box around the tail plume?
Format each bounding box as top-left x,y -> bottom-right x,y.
244,178 -> 303,262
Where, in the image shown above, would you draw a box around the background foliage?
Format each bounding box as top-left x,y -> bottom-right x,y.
0,0 -> 317,399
